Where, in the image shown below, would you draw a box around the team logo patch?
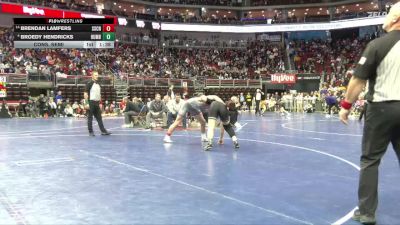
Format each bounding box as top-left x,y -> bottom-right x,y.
359,57 -> 367,65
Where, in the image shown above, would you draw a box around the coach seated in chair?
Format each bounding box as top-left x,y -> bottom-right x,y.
122,97 -> 142,128
167,94 -> 186,129
146,93 -> 167,129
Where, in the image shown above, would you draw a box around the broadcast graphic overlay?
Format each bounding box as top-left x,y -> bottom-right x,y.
13,18 -> 115,49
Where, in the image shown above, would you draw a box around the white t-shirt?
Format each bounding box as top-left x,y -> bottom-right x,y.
90,83 -> 101,101
255,92 -> 262,101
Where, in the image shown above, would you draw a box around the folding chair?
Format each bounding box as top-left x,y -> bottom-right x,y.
132,105 -> 147,128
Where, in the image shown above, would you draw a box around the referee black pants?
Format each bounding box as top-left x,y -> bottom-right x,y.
255,100 -> 261,115
88,100 -> 107,133
358,101 -> 400,216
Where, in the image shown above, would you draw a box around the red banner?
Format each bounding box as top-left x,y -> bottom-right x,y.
270,73 -> 296,84
0,3 -> 116,24
1,3 -> 63,17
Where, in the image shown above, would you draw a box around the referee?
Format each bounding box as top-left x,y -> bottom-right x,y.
339,3 -> 400,224
84,71 -> 111,136
254,89 -> 264,116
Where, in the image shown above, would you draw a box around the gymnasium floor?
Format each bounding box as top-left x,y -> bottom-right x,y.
0,112 -> 399,225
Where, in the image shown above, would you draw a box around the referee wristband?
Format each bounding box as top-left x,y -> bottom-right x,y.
341,100 -> 352,110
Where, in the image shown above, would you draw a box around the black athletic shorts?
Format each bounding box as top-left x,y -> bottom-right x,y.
228,110 -> 238,125
208,101 -> 229,123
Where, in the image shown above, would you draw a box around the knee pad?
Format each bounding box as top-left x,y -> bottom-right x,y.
223,124 -> 236,138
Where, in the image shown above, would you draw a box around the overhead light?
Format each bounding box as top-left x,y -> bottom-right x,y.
356,4 -> 359,6
94,0 -> 97,2
262,14 -> 265,17
216,10 -> 219,13
274,10 -> 277,12
319,8 -> 322,10
292,9 -> 296,11
186,9 -> 188,12
124,9 -> 126,11
346,9 -> 349,12
113,2 -> 116,5
119,5 -> 121,8
224,15 -> 226,17
370,2 -> 374,4
317,12 -> 320,14
249,11 -> 252,13
228,11 -> 231,13
262,10 -> 264,13
306,8 -> 309,11
169,8 -> 171,11
360,7 -> 363,10
131,5 -> 133,7
82,0 -> 85,3
342,6 -> 345,8
304,12 -> 307,15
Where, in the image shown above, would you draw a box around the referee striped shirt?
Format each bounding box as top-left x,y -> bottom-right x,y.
354,30 -> 400,102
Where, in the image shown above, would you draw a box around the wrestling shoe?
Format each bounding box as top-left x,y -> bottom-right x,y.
352,210 -> 376,225
233,141 -> 240,149
204,142 -> 213,151
163,135 -> 173,143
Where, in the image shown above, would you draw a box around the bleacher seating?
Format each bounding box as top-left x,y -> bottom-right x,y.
5,84 -> 29,101
205,88 -> 257,101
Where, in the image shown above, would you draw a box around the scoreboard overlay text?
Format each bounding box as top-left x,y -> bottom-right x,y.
13,18 -> 115,49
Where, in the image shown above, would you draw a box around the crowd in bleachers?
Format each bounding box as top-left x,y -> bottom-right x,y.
0,15 -> 375,122
2,0 -> 380,25
2,25 -> 284,80
1,28 -> 366,121
94,40 -> 283,80
289,37 -> 372,88
252,0 -> 322,6
162,35 -> 251,48
285,36 -> 373,116
149,0 -> 238,6
0,28 -> 106,78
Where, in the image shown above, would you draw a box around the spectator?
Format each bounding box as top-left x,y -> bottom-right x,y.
48,98 -> 57,117
245,92 -> 252,111
325,92 -> 339,117
146,93 -> 167,128
122,97 -> 142,128
167,94 -> 186,128
64,104 -> 74,117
